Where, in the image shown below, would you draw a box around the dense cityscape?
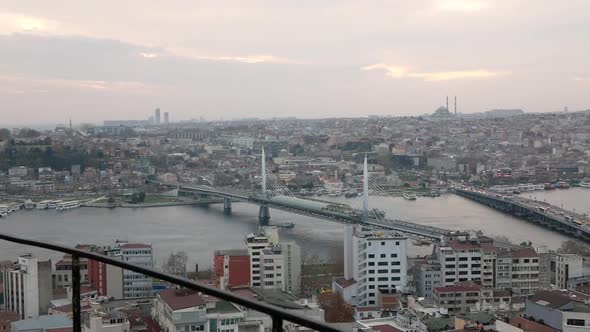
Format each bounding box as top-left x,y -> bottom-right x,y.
1,106 -> 590,331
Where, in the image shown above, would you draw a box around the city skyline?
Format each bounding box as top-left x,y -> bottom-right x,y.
1,0 -> 589,124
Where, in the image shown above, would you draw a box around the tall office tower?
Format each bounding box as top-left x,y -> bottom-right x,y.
155,108 -> 161,124
164,112 -> 169,125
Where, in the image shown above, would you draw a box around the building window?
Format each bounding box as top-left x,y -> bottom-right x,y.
566,319 -> 585,326
378,262 -> 388,266
381,242 -> 385,246
368,254 -> 374,258
391,254 -> 397,258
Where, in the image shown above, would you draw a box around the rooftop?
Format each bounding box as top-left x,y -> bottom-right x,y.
509,317 -> 558,332
333,277 -> 357,288
158,289 -> 206,310
11,315 -> 72,332
119,243 -> 152,249
214,249 -> 249,256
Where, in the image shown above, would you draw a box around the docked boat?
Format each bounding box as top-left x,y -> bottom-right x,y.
403,192 -> 417,200
579,182 -> 590,188
36,200 -> 52,209
56,201 -> 80,211
328,191 -> 341,197
24,200 -> 35,209
47,200 -> 63,209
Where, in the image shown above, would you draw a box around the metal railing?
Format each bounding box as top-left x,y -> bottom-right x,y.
0,233 -> 344,332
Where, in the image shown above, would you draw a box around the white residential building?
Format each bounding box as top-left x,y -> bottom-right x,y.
83,311 -> 129,332
116,242 -> 153,298
436,236 -> 495,287
553,253 -> 583,289
245,233 -> 272,288
2,254 -> 52,319
344,226 -> 408,307
152,289 -> 244,332
260,246 -> 285,290
280,242 -> 301,295
413,259 -> 441,299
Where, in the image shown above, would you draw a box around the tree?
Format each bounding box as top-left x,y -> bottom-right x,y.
0,128 -> 10,141
318,292 -> 354,323
558,240 -> 590,257
162,251 -> 188,276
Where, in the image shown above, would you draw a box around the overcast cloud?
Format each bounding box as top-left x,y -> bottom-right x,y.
0,0 -> 589,124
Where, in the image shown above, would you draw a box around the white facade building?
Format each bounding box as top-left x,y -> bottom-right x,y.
260,246 -> 285,290
245,233 -> 272,288
344,226 -> 408,307
83,311 -> 129,332
116,242 -> 153,298
2,254 -> 52,319
280,242 -> 301,295
436,237 -> 494,287
554,253 -> 583,289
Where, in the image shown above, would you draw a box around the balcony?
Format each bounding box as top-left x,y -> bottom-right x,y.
0,233 -> 342,332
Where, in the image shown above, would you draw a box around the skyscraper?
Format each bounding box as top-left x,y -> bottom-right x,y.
154,108 -> 161,124
164,112 -> 169,125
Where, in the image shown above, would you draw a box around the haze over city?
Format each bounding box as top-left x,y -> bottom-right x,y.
1,0 -> 589,125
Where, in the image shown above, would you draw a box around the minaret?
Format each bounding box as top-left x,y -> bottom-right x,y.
69,117 -> 72,130
261,147 -> 267,198
446,96 -> 449,111
454,96 -> 457,115
362,154 -> 369,221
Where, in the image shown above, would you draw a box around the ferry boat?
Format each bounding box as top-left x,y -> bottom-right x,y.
0,205 -> 9,218
579,182 -> 590,188
328,191 -> 341,197
47,200 -> 63,209
36,200 -> 52,209
403,192 -> 417,200
56,201 -> 80,211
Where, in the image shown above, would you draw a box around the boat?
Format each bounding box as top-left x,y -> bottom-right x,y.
56,201 -> 80,211
47,200 -> 63,209
36,200 -> 52,209
24,200 -> 35,209
328,191 -> 341,197
274,222 -> 295,229
544,183 -> 555,190
429,190 -> 440,197
556,181 -> 570,189
403,192 -> 417,200
579,182 -> 590,188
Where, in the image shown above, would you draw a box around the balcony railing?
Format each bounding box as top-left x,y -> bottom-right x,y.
0,233 -> 343,332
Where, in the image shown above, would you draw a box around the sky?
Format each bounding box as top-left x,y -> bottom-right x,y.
0,0 -> 589,125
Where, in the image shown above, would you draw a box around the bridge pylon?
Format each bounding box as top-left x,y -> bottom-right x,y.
259,206 -> 270,225
223,198 -> 232,215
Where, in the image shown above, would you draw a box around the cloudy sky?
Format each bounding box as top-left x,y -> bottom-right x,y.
1,0 -> 589,125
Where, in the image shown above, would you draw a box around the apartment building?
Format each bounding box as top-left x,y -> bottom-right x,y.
344,226 -> 408,307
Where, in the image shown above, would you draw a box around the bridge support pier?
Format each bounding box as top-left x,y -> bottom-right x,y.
259,205 -> 270,225
223,198 -> 232,215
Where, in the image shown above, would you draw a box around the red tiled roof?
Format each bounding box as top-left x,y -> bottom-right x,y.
158,289 -> 206,310
55,259 -> 71,266
370,324 -> 402,332
510,317 -> 558,332
120,243 -> 152,249
333,278 -> 357,288
510,248 -> 538,258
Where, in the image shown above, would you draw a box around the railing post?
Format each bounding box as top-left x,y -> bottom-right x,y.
72,255 -> 81,332
272,316 -> 283,332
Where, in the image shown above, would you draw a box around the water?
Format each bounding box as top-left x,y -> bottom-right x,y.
522,187 -> 590,216
1,190 -> 587,269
